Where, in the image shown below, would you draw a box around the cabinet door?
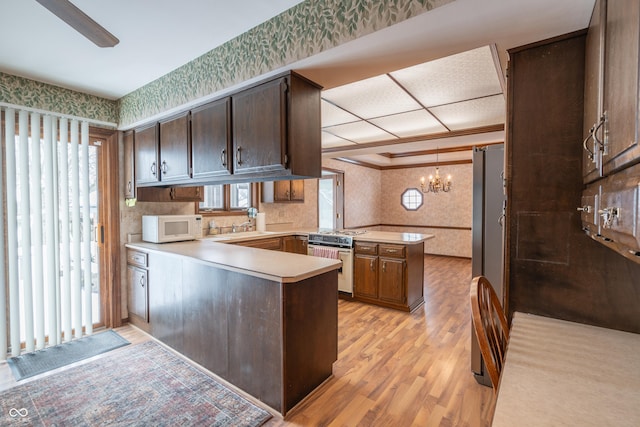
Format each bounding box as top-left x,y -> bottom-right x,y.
295,236 -> 308,254
159,112 -> 191,183
232,77 -> 287,174
290,179 -> 304,202
123,130 -> 135,198
602,0 -> 640,174
170,187 -> 203,201
354,254 -> 378,299
583,0 -> 605,182
235,237 -> 282,250
148,253 -> 183,352
127,265 -> 148,322
134,124 -> 160,186
274,180 -> 291,201
378,258 -> 405,304
282,236 -> 297,253
598,168 -> 640,251
191,98 -> 231,180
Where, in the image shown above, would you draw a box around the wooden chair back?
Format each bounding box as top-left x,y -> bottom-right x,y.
470,276 -> 509,391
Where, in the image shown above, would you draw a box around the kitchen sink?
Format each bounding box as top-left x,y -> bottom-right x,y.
199,231 -> 278,242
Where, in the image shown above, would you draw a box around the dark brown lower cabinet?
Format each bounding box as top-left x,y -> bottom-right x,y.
127,248 -> 338,416
126,249 -> 149,323
353,241 -> 424,312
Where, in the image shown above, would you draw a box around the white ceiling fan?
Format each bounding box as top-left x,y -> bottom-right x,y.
35,0 -> 119,48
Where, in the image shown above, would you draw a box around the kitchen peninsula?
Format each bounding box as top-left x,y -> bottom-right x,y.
125,237 -> 341,416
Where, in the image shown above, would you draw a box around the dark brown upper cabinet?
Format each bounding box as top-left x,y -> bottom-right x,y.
584,0 -> 640,179
159,112 -> 191,184
601,0 -> 640,175
191,98 -> 232,182
134,123 -> 160,186
123,130 -> 135,198
232,71 -> 322,180
582,0 -> 605,183
262,179 -> 304,203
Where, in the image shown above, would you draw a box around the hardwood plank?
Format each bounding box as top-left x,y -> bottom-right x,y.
0,255 -> 493,426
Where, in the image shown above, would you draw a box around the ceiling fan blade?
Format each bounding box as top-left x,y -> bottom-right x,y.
35,0 -> 119,48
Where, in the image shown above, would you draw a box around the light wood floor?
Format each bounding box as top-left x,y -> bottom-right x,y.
0,255 -> 494,426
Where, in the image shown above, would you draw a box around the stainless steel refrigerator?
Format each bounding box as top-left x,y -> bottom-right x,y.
471,144 -> 506,386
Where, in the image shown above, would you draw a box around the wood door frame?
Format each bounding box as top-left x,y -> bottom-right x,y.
91,127 -> 121,328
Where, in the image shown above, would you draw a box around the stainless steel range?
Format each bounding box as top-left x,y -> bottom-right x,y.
307,230 -> 367,295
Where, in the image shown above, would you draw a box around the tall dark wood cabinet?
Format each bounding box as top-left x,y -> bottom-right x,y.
506,31 -> 640,334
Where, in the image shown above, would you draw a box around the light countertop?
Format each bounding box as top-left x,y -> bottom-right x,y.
126,229 -> 432,283
492,312 -> 640,426
126,239 -> 341,283
351,231 -> 434,245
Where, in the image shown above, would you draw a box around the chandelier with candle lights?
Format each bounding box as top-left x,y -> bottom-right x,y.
420,147 -> 452,193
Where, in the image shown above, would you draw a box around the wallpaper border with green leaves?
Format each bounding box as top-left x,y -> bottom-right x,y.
0,0 -> 453,127
0,72 -> 118,125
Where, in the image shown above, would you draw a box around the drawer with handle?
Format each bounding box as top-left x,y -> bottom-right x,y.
379,244 -> 406,258
355,242 -> 378,255
127,249 -> 148,268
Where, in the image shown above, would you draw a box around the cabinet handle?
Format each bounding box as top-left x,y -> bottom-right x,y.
577,205 -> 592,213
285,190 -> 290,198
598,207 -> 619,229
151,162 -> 157,176
592,114 -> 606,155
382,261 -> 386,273
139,275 -> 145,287
237,147 -> 243,165
291,190 -> 296,198
370,259 -> 375,272
161,161 -> 168,175
221,149 -> 226,167
127,181 -> 132,192
386,249 -> 398,253
583,127 -> 595,161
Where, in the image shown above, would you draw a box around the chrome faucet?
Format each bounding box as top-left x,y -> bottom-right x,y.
232,221 -> 252,232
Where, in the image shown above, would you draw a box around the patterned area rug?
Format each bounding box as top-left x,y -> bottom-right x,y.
7,330 -> 130,381
0,341 -> 272,426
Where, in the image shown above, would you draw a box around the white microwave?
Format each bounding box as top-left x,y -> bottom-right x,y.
142,215 -> 203,243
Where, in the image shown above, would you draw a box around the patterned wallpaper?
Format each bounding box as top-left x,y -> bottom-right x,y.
320,160 -> 472,257
117,0 -> 454,127
0,72 -> 117,125
323,158 -> 382,228
379,163 -> 473,257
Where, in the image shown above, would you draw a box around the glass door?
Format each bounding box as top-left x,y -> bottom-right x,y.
318,170 -> 344,230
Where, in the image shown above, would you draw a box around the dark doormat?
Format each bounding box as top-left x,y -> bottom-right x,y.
7,330 -> 130,381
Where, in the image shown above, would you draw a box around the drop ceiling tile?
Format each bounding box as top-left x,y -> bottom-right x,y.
322,75 -> 421,119
321,100 -> 360,127
369,109 -> 448,138
321,131 -> 357,148
429,94 -> 505,131
323,121 -> 397,143
390,46 -> 503,107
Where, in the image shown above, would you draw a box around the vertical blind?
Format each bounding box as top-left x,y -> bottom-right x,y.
2,107 -> 94,359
